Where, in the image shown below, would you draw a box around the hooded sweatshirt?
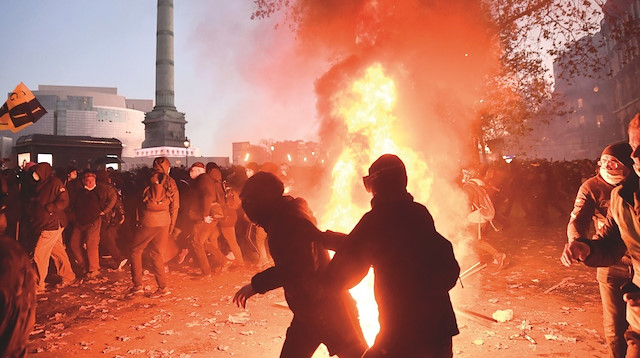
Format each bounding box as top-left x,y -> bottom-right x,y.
31,163 -> 69,232
139,157 -> 179,231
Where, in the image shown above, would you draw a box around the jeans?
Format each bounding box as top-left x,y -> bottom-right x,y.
597,264 -> 632,358
130,225 -> 168,288
219,224 -> 244,264
192,221 -> 227,275
33,226 -> 75,289
100,221 -> 124,263
69,218 -> 102,273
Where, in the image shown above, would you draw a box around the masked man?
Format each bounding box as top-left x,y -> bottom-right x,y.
565,141 -> 633,358
30,162 -> 76,292
562,113 -> 640,358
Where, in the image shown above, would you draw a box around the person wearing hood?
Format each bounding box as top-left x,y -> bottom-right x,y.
126,157 -> 179,299
30,162 -> 76,292
322,154 -> 460,357
233,172 -> 367,358
565,141 -> 634,358
562,114 -> 640,358
205,162 -> 245,268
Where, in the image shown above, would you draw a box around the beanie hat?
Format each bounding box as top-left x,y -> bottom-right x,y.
602,141 -> 633,170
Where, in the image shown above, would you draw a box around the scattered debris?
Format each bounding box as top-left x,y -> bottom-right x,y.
228,312 -> 250,324
492,309 -> 513,323
544,278 -> 573,294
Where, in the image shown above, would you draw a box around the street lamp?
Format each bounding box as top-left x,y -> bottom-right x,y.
183,137 -> 190,167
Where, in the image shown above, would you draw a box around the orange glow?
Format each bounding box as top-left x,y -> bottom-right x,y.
319,63 -> 434,346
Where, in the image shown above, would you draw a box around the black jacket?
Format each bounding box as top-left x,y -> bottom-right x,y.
30,163 -> 68,232
250,196 -> 353,318
325,192 -> 460,347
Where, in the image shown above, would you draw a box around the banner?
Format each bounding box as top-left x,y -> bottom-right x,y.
0,82 -> 47,132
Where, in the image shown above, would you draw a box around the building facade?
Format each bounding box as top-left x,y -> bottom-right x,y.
528,0 -> 639,160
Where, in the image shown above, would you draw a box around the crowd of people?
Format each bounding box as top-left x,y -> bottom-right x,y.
5,119 -> 640,357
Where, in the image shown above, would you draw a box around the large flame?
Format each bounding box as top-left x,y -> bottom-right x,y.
319,63 -> 434,346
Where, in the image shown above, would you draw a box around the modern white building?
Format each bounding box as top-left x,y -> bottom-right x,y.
0,85 -> 151,158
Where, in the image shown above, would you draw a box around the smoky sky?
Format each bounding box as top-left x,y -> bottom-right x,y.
301,0 -> 500,168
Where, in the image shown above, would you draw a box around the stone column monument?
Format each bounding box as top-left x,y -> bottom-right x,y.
142,0 -> 187,149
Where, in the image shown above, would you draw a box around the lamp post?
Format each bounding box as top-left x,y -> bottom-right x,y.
183,137 -> 190,167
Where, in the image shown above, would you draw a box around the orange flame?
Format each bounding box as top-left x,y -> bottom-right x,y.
319,63 -> 434,346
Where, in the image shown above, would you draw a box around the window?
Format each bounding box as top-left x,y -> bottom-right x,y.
577,98 -> 583,108
37,153 -> 53,165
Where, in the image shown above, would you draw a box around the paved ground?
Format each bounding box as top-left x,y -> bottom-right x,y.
27,216 -> 610,357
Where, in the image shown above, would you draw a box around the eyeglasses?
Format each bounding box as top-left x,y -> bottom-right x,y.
598,158 -> 623,170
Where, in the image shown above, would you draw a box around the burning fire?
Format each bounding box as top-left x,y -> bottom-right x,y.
320,63 -> 434,346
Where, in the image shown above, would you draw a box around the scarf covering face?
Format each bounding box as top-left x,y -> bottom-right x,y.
601,166 -> 626,185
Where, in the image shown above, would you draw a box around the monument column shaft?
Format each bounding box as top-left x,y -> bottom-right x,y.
142,0 -> 186,149
156,0 -> 175,109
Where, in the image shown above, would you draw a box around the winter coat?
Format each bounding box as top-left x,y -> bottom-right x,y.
72,183 -> 117,226
580,173 -> 640,330
30,163 -> 69,232
568,173 -> 632,280
250,196 -> 354,319
138,169 -> 179,232
325,192 -> 460,348
568,173 -> 615,241
189,173 -> 216,220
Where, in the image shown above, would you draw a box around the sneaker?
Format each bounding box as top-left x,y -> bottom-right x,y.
149,287 -> 171,298
177,249 -> 188,264
86,270 -> 100,279
56,279 -> 75,289
125,286 -> 145,299
117,258 -> 128,271
494,253 -> 508,270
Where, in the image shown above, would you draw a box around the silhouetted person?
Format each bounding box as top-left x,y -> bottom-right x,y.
0,226 -> 36,358
233,172 -> 367,358
324,154 -> 460,358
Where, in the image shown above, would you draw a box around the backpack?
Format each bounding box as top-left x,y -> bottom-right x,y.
142,172 -> 171,212
464,179 -> 495,224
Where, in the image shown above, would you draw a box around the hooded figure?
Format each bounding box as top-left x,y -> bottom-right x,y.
324,154 -> 460,358
126,157 -> 179,299
233,172 -> 367,358
30,162 -> 76,292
